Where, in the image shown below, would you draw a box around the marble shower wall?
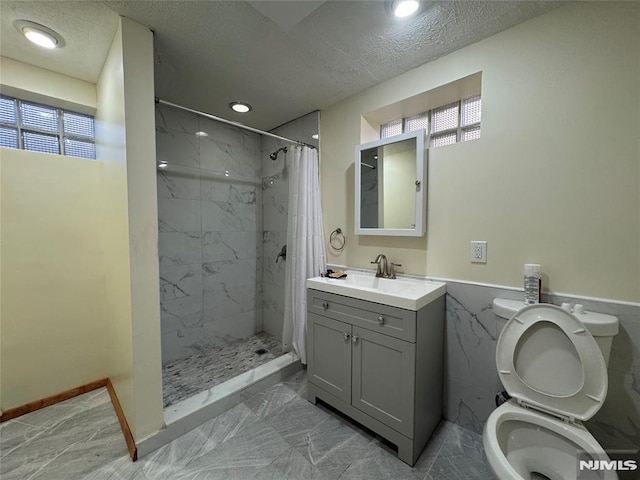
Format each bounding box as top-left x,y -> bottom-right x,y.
261,112 -> 320,340
444,280 -> 640,452
156,104 -> 263,363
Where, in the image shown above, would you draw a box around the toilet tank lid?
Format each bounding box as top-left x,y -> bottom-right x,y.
573,310 -> 619,337
492,298 -> 619,336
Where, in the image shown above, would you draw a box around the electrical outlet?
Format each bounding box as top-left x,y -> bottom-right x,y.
470,241 -> 487,263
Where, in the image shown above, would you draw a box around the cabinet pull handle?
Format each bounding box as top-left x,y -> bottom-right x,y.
322,302 -> 329,309
377,316 -> 385,326
343,332 -> 350,341
352,335 -> 359,344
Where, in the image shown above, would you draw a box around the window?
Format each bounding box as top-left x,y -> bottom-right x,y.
380,95 -> 481,148
380,118 -> 403,138
0,95 -> 96,159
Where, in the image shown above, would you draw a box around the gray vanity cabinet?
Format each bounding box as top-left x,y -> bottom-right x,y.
307,288 -> 445,466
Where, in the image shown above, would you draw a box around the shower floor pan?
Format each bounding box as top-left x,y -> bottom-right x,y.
162,332 -> 283,407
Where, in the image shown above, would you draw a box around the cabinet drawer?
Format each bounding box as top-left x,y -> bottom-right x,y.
308,289 -> 416,342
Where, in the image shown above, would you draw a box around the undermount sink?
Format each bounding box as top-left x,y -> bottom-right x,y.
306,271 -> 446,310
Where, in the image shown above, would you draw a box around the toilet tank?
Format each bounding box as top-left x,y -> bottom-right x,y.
492,298 -> 619,366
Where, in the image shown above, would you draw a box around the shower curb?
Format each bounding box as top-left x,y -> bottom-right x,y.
136,351 -> 302,459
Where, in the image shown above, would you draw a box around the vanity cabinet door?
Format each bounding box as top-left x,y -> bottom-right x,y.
307,313 -> 352,404
351,326 -> 416,438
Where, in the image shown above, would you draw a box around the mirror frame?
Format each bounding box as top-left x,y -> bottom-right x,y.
355,130 -> 426,237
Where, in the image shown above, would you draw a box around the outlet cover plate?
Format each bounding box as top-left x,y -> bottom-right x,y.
470,241 -> 487,263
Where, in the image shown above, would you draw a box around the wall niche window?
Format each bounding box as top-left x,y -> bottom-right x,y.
380,95 -> 481,148
0,95 -> 96,160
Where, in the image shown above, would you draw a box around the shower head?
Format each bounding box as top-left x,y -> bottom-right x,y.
269,146 -> 288,161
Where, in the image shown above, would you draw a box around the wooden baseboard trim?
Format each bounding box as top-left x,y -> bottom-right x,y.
0,377 -> 138,462
0,378 -> 108,422
106,379 -> 138,461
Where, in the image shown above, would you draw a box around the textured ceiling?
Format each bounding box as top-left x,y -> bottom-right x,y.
0,1 -> 562,130
0,1 -> 119,84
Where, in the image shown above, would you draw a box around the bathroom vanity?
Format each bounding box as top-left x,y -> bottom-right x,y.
306,273 -> 446,466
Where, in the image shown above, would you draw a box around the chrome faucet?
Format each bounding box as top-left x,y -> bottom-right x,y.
371,254 -> 388,278
371,254 -> 402,279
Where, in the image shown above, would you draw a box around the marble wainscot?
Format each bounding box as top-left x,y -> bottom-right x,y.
327,265 -> 640,454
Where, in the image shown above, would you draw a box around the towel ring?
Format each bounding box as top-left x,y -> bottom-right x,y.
329,227 -> 345,251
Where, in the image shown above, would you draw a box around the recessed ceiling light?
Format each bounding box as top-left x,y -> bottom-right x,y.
195,131 -> 209,137
14,20 -> 65,49
393,0 -> 420,18
311,134 -> 319,140
229,102 -> 252,113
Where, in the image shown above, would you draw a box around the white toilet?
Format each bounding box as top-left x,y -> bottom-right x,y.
483,299 -> 619,480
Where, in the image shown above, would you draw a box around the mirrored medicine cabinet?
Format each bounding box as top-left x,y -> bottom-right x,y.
355,130 -> 427,237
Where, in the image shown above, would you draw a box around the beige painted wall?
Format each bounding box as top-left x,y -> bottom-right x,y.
0,150 -> 110,410
321,2 -> 640,302
0,57 -> 96,113
95,21 -> 135,431
94,17 -> 164,441
0,58 -> 109,410
119,16 -> 163,441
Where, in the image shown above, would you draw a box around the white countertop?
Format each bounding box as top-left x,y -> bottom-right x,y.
307,270 -> 446,310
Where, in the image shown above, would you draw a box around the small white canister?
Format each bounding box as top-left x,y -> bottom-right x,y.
524,264 -> 541,305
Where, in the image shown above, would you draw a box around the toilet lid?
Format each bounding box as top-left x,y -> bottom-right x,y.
496,304 -> 607,422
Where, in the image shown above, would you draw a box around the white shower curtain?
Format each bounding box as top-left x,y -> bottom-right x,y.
283,145 -> 326,364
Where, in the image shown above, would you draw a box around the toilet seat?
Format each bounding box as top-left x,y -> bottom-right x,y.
483,401 -> 618,480
496,304 -> 607,422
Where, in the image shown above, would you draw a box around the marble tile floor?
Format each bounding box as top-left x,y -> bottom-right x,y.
162,332 -> 283,407
1,370 -> 495,480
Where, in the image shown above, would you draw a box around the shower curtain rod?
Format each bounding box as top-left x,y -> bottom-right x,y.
155,98 -> 317,150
